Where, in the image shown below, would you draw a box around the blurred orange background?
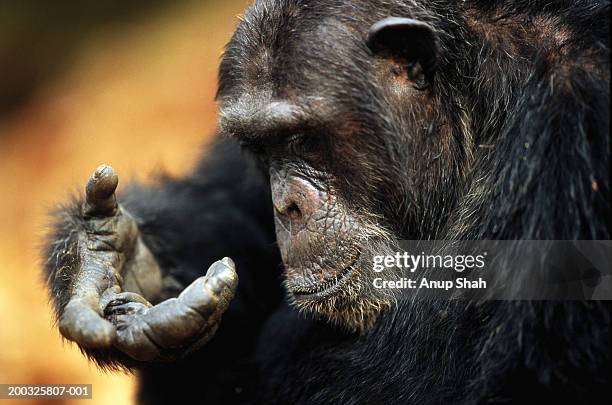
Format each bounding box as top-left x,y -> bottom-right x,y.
0,1 -> 247,403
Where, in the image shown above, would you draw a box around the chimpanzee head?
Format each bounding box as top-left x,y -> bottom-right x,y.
217,0 -> 469,330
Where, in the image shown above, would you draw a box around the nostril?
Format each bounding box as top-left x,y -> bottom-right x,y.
286,203 -> 302,221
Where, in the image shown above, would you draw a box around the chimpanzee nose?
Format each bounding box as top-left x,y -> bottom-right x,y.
270,167 -> 319,228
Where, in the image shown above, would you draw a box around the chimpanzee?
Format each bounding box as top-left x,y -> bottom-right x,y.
43,0 -> 610,404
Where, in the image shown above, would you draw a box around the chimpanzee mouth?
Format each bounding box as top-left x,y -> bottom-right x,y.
287,255 -> 361,301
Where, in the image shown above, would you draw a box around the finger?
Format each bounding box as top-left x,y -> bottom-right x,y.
101,291 -> 153,310
59,250 -> 122,348
104,301 -> 160,361
126,258 -> 237,348
85,164 -> 118,216
60,297 -> 116,348
112,258 -> 238,360
179,257 -> 238,314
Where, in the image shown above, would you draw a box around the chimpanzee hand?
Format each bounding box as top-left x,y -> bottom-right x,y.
58,165 -> 238,361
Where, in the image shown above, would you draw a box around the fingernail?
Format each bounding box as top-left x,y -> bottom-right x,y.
95,164 -> 112,178
207,259 -> 236,287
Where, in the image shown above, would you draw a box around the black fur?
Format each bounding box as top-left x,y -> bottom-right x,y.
44,1 -> 610,404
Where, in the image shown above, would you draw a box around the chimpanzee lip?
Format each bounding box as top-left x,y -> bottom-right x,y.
288,255 -> 360,301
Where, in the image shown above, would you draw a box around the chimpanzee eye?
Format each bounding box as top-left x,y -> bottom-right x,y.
286,133 -> 305,145
286,133 -> 307,153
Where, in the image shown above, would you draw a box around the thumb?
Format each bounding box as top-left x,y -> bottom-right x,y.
85,164 -> 118,216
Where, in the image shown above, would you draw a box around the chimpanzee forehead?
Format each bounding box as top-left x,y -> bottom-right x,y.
217,0 -> 418,102
216,0 -> 438,141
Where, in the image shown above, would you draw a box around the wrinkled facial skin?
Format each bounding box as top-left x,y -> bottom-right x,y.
216,1 -> 465,330
247,133 -> 400,331
270,165 -> 362,295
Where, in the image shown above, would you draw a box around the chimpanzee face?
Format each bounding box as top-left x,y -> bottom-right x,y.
217,1 -> 462,329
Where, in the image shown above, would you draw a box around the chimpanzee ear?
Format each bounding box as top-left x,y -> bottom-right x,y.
367,17 -> 438,89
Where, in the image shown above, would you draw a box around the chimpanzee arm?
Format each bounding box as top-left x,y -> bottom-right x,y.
43,137 -> 282,369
